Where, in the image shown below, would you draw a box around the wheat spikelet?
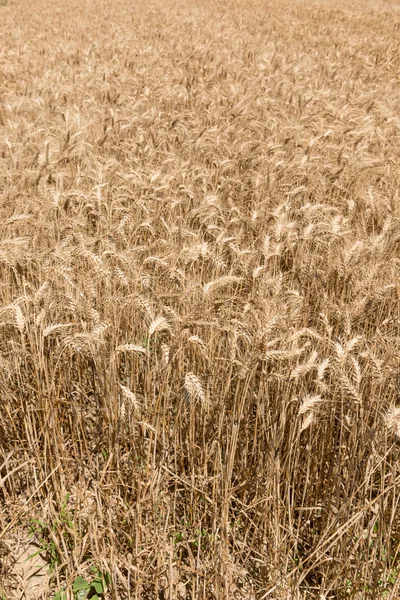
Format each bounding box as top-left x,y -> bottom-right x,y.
298,394 -> 324,416
43,323 -> 73,337
265,348 -> 304,362
0,353 -> 11,377
289,328 -> 322,343
385,406 -> 400,438
262,234 -> 271,255
182,241 -> 208,264
119,383 -> 140,413
317,358 -> 330,382
350,356 -> 362,387
188,334 -> 208,352
396,278 -> 400,302
162,305 -> 182,325
141,274 -> 153,290
63,329 -> 106,355
299,395 -> 324,432
148,315 -> 171,337
13,305 -> 25,333
35,309 -> 46,327
340,373 -> 361,403
33,281 -> 50,304
345,336 -> 363,354
291,350 -> 318,380
115,267 -> 130,287
252,265 -> 266,279
6,213 -> 32,225
160,343 -> 170,367
300,411 -> 315,433
116,344 -> 147,355
203,275 -> 243,297
143,256 -> 169,268
184,372 -> 207,407
333,340 -> 346,362
229,330 -> 238,363
134,295 -> 154,320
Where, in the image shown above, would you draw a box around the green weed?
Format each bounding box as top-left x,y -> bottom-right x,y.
55,569 -> 111,600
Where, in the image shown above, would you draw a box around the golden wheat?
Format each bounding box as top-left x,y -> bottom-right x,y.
1,0 -> 400,598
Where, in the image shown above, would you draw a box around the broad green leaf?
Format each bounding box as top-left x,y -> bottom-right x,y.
54,590 -> 66,600
72,577 -> 90,592
91,580 -> 104,595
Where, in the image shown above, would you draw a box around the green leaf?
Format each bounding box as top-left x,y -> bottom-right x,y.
0,585 -> 8,600
73,577 -> 90,592
61,493 -> 71,511
26,547 -> 47,561
30,519 -> 46,530
91,580 -> 104,595
90,595 -> 99,600
54,590 -> 66,600
76,590 -> 88,600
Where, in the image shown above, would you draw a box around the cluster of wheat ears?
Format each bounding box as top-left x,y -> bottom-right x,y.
1,0 -> 400,598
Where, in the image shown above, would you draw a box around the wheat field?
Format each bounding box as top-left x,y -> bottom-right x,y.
1,0 -> 400,598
